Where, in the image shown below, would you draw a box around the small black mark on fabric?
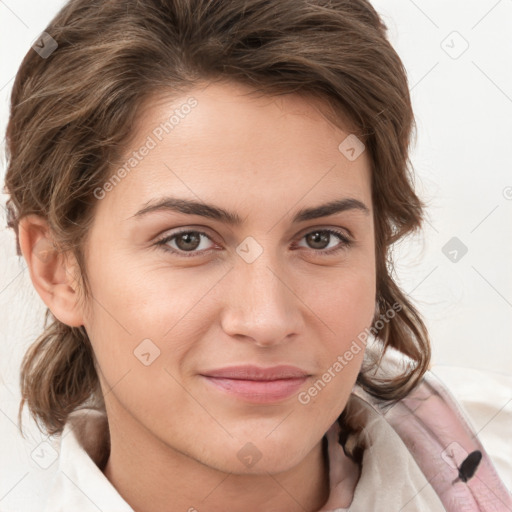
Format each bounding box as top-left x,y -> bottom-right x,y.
452,450 -> 483,485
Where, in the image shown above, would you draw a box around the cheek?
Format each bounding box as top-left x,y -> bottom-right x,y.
82,252 -> 209,394
84,245 -> 181,335
312,263 -> 376,341
302,265 -> 376,402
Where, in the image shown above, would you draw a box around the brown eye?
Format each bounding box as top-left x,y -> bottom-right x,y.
155,230 -> 216,257
297,229 -> 352,255
174,232 -> 202,251
155,227 -> 352,259
305,231 -> 331,250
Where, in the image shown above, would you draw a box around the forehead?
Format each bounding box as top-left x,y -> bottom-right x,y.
96,80 -> 372,223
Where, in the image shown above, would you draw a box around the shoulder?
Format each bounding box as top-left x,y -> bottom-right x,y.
345,370 -> 512,511
42,407 -> 133,512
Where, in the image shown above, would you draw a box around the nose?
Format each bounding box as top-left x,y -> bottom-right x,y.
220,251 -> 305,348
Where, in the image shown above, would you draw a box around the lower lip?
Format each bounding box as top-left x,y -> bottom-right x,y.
202,376 -> 308,403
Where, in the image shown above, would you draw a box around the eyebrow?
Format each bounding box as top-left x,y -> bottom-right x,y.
129,196 -> 370,224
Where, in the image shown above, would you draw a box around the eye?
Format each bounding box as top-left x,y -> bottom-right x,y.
155,230 -> 216,257
295,229 -> 352,256
154,228 -> 352,258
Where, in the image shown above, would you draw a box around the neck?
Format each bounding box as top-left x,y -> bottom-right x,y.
102,414 -> 337,512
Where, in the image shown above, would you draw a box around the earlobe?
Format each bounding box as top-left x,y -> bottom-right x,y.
18,215 -> 85,327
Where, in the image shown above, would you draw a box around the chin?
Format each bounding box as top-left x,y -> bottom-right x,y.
202,435 -> 314,476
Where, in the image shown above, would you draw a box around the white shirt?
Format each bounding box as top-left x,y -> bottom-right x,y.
42,395 -> 446,512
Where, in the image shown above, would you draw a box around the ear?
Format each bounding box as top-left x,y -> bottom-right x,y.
18,214 -> 85,327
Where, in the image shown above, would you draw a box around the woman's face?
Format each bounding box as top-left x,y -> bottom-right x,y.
81,80 -> 376,474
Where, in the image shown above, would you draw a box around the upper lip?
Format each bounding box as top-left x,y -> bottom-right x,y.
201,365 -> 309,381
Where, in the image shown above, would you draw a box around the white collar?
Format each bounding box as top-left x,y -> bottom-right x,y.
43,395 -> 444,512
43,408 -> 132,512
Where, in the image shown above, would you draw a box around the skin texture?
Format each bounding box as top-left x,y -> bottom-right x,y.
19,80 -> 376,512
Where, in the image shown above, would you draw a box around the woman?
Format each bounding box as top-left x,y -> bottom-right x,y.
4,0 -> 511,510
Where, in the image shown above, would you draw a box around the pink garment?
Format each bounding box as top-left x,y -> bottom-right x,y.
42,369 -> 511,511
350,371 -> 512,511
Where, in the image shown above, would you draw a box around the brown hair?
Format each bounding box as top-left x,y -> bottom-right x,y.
4,0 -> 430,437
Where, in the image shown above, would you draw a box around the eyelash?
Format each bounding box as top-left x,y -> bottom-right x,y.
154,228 -> 353,258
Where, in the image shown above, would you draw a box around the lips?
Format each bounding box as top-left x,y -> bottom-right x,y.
200,365 -> 309,380
200,365 -> 310,403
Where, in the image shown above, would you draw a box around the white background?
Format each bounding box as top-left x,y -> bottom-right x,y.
0,0 -> 511,509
